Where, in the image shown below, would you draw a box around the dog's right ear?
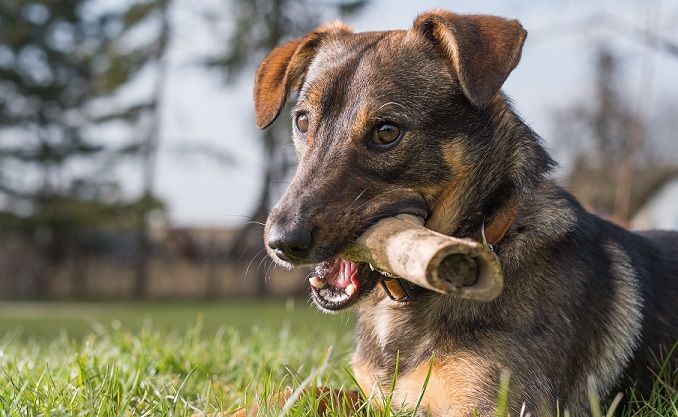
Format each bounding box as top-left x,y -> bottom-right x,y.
254,22 -> 352,129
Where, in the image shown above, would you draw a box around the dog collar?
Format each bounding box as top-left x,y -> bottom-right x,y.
380,206 -> 518,302
379,277 -> 422,302
482,205 -> 519,249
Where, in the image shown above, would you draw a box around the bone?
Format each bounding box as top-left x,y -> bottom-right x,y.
341,214 -> 504,301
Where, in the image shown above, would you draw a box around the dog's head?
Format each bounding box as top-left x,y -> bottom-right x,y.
255,10 -> 552,311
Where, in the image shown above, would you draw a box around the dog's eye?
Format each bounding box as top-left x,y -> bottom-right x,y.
371,123 -> 401,146
295,112 -> 309,133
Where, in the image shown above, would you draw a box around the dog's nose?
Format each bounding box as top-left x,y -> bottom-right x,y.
267,222 -> 314,263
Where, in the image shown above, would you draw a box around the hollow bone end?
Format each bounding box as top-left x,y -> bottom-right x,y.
428,248 -> 503,301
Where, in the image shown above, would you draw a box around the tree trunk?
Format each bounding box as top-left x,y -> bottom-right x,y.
134,0 -> 171,299
227,129 -> 279,296
133,213 -> 151,299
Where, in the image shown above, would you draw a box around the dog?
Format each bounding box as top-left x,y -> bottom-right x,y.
253,9 -> 678,416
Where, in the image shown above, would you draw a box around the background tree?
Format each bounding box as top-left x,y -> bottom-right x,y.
204,0 -> 369,295
554,45 -> 678,224
132,0 -> 172,299
0,0 -> 167,297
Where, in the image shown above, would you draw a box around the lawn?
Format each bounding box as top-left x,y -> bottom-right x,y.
0,300 -> 354,340
0,301 -> 675,416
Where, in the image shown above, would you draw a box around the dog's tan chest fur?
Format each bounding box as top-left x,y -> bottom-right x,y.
353,352 -> 496,416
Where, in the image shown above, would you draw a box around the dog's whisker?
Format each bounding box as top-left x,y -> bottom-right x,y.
264,259 -> 276,282
222,214 -> 257,219
238,245 -> 251,262
244,248 -> 267,278
378,101 -> 407,112
244,221 -> 266,226
255,251 -> 270,274
353,188 -> 368,202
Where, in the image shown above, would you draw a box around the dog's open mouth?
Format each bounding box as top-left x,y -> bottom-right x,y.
308,257 -> 379,311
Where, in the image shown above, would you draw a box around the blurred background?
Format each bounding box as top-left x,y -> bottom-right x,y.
0,0 -> 677,303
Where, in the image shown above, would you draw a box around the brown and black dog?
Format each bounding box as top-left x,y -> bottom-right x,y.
254,9 -> 678,417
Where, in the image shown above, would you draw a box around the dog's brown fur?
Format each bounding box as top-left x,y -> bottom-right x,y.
251,9 -> 678,417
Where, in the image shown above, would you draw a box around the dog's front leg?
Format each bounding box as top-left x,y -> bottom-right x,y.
354,355 -> 512,417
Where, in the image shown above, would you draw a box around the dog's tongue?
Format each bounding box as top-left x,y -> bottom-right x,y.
327,258 -> 360,289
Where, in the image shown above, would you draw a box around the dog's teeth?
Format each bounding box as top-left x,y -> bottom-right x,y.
345,283 -> 356,296
309,276 -> 326,289
369,263 -> 375,271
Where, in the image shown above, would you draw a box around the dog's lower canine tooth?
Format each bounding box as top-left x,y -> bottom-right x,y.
309,276 -> 326,289
345,283 -> 356,296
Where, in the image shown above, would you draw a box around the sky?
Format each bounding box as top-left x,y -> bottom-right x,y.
146,0 -> 678,228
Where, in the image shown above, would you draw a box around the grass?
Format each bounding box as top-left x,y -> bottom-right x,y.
0,300 -> 353,340
0,301 -> 675,416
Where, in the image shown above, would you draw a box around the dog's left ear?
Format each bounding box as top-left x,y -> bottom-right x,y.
413,10 -> 527,108
254,21 -> 352,129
